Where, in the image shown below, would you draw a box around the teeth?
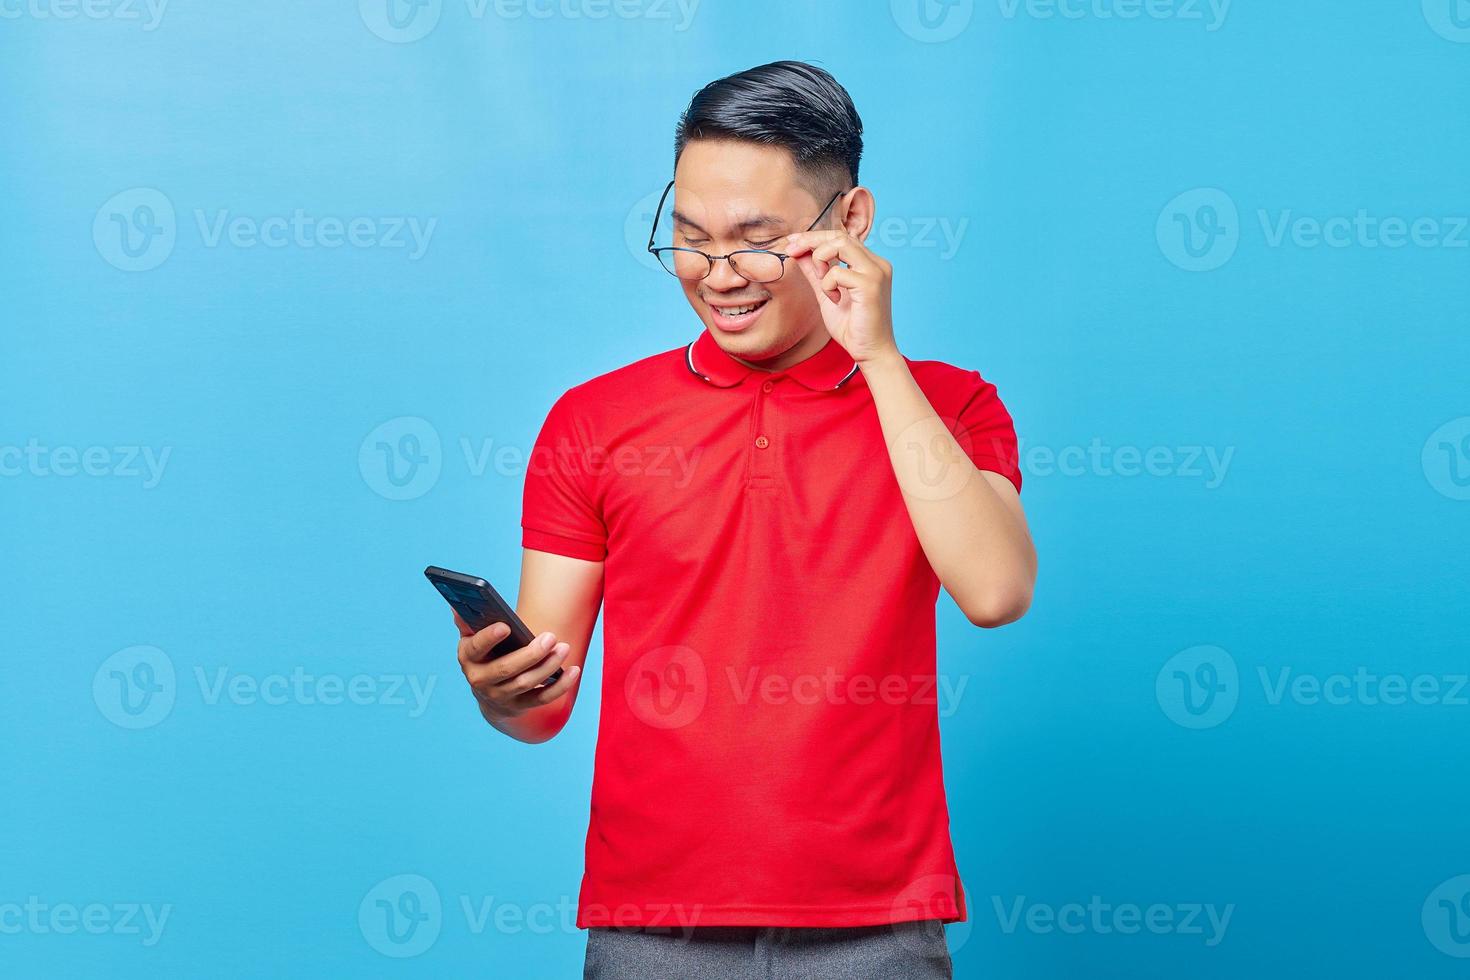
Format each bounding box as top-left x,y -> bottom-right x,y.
717,303 -> 761,316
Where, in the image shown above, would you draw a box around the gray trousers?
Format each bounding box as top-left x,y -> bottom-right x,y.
583,921 -> 954,979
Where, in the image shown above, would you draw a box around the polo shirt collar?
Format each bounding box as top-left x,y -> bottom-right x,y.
685,328 -> 859,391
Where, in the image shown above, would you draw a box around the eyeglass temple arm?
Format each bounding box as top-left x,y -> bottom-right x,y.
647,179 -> 676,252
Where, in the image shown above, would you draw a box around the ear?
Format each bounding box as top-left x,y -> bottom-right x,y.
839,186 -> 876,243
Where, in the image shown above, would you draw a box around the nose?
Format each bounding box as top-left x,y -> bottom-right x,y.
703,254 -> 750,291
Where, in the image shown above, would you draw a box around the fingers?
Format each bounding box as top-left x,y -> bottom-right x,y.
820,266 -> 865,295
470,631 -> 561,686
514,662 -> 582,708
496,640 -> 572,693
785,231 -> 886,275
459,621 -> 514,664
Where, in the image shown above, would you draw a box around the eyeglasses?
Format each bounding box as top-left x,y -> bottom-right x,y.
645,179 -> 848,283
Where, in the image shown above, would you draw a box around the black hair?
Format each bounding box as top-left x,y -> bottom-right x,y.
673,60 -> 863,197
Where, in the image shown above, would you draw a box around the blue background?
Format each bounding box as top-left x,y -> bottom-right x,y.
4,1 -> 1469,976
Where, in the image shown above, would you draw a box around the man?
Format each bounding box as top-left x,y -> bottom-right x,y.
453,60 -> 1036,979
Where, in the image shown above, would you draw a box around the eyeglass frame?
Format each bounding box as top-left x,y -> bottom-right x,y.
645,179 -> 849,283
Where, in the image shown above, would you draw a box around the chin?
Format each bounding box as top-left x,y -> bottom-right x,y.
711,320 -> 783,358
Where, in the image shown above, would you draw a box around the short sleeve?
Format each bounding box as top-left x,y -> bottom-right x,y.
521,392 -> 608,561
953,371 -> 1022,494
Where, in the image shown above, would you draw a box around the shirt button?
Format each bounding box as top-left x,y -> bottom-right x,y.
754,435 -> 769,449
761,381 -> 774,393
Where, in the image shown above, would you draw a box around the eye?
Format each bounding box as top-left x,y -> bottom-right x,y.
678,236 -> 709,248
746,239 -> 779,250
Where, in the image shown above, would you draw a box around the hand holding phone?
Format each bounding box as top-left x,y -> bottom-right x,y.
426,566 -> 578,719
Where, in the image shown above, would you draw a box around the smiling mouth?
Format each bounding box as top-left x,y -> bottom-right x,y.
706,297 -> 770,329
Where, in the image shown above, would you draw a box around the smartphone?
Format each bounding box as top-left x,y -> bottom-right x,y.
424,565 -> 563,685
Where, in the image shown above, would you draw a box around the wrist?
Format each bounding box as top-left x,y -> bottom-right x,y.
857,343 -> 905,376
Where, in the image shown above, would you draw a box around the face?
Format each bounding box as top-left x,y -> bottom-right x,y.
665,139 -> 839,364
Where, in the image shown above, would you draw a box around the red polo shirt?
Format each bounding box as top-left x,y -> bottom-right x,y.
521,328 -> 1021,929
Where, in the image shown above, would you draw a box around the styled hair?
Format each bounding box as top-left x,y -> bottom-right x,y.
674,60 -> 863,196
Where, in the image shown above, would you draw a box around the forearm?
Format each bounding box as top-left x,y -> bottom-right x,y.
861,350 -> 1036,626
480,696 -> 569,744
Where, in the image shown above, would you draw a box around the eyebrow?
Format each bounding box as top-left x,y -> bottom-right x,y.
671,210 -> 788,236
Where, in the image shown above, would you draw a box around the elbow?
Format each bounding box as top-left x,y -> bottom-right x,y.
962,583 -> 1033,629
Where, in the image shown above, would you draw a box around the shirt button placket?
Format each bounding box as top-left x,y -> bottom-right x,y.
750,376 -> 776,483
